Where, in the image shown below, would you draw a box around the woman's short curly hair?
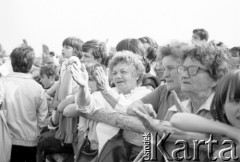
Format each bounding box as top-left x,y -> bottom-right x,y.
182,42 -> 229,81
108,51 -> 145,86
159,41 -> 188,62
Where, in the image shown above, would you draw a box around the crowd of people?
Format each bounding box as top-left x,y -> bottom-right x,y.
0,28 -> 240,162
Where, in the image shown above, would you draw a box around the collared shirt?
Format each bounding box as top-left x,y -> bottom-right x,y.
164,93 -> 215,162
3,72 -> 48,146
164,93 -> 214,121
77,86 -> 152,153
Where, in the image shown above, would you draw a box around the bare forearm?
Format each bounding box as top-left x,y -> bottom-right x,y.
101,88 -> 119,108
77,85 -> 91,109
46,81 -> 59,97
51,110 -> 59,126
170,113 -> 240,141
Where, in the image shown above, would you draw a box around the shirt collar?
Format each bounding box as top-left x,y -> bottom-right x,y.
185,92 -> 215,113
169,92 -> 215,114
7,72 -> 33,79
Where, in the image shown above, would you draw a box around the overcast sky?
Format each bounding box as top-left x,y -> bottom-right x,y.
0,0 -> 239,56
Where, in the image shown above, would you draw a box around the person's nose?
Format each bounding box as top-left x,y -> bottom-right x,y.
114,72 -> 122,79
180,69 -> 190,78
80,56 -> 85,63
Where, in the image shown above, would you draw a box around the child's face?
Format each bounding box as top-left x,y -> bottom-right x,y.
224,98 -> 240,129
62,45 -> 74,58
40,74 -> 55,89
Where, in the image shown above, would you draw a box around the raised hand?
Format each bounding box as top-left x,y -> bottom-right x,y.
70,63 -> 89,87
95,66 -> 110,91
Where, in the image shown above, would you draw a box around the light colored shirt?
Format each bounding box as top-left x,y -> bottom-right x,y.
77,86 -> 152,153
2,72 -> 48,146
164,93 -> 214,121
163,93 -> 214,162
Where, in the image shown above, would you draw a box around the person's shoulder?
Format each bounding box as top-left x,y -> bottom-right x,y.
32,80 -> 45,91
155,84 -> 168,94
134,86 -> 152,93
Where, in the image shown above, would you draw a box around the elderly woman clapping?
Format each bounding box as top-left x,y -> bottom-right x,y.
69,51 -> 152,155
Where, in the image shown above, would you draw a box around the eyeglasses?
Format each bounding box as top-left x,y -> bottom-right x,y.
177,66 -> 209,76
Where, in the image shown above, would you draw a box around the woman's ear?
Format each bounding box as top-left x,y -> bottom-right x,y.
135,74 -> 140,82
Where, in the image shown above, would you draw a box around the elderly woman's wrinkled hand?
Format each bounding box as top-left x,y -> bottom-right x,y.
70,63 -> 89,87
133,109 -> 181,134
95,66 -> 110,91
133,108 -> 159,133
127,101 -> 157,118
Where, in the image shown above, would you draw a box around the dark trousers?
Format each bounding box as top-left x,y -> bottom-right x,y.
11,145 -> 37,162
37,130 -> 74,162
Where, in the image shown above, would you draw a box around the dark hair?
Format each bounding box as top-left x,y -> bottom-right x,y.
49,51 -> 55,57
40,64 -> 59,81
230,46 -> 240,56
139,36 -> 158,63
181,42 -> 229,81
82,39 -> 108,66
62,37 -> 83,59
116,38 -> 150,73
116,38 -> 145,56
210,70 -> 240,125
193,28 -> 209,41
142,73 -> 160,89
10,46 -> 35,73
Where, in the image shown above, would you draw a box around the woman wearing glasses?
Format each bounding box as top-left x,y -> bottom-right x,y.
164,42 -> 229,121
133,42 -> 229,162
127,41 -> 189,121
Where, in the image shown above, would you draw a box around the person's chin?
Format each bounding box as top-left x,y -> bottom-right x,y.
166,84 -> 174,91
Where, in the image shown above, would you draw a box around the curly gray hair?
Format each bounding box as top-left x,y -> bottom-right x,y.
181,42 -> 229,81
108,51 -> 145,85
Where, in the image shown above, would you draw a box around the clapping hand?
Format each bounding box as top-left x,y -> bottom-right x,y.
95,66 -> 110,91
70,62 -> 89,87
